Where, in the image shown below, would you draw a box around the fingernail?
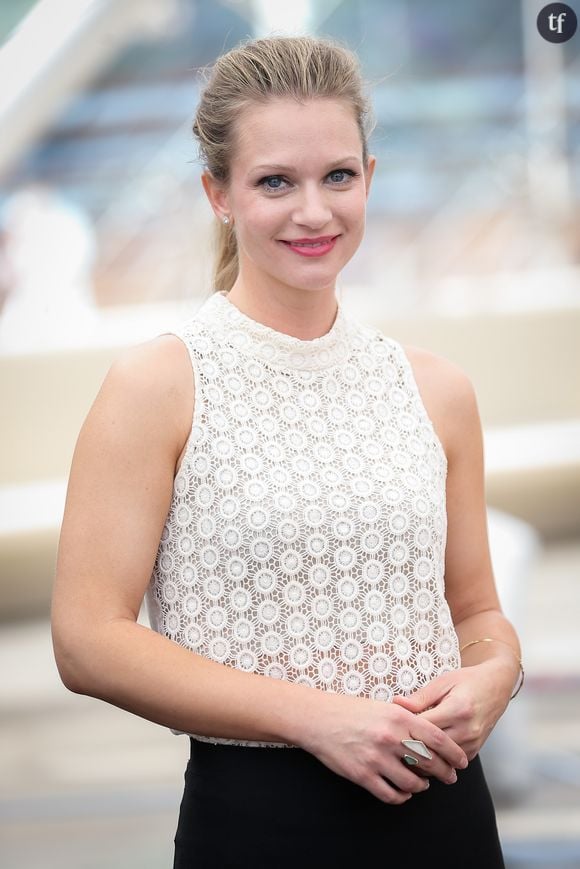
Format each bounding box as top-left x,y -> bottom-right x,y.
447,772 -> 457,784
422,781 -> 430,790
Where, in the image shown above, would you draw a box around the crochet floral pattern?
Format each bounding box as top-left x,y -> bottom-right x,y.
145,291 -> 460,747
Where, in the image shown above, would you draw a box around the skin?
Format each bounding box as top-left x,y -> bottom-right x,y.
52,96 -> 521,809
202,98 -> 375,342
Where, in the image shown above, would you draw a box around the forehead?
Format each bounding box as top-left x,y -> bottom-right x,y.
232,98 -> 362,169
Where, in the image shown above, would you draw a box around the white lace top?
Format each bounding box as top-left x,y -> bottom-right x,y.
145,290 -> 461,747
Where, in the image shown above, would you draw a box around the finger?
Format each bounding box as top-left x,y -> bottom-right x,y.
393,680 -> 453,714
375,766 -> 431,801
416,757 -> 458,785
420,705 -> 492,761
392,694 -> 423,713
418,714 -> 467,750
395,730 -> 467,785
415,722 -> 468,770
416,704 -> 468,738
368,775 -> 414,805
381,760 -> 433,795
395,767 -> 432,794
397,743 -> 457,786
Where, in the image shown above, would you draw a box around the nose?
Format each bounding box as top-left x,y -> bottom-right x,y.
291,182 -> 333,228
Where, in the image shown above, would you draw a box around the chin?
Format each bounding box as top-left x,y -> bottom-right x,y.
281,275 -> 339,293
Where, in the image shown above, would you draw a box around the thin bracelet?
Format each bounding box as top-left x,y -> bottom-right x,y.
459,637 -> 525,700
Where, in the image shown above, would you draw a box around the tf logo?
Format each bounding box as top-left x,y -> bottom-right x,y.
537,3 -> 577,42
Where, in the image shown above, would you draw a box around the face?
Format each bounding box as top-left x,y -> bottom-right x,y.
202,97 -> 376,298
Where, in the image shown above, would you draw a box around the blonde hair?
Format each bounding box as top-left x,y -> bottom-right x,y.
192,34 -> 377,293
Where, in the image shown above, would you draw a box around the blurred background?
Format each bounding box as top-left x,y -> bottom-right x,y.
0,0 -> 579,867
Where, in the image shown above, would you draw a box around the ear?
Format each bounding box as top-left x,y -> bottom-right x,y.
201,170 -> 231,222
364,154 -> 376,200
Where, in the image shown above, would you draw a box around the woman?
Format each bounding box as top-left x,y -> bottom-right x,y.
51,34 -> 523,868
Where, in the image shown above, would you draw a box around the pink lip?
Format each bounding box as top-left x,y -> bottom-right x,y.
283,235 -> 338,243
279,235 -> 339,257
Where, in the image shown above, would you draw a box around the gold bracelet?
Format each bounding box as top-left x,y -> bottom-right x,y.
459,637 -> 525,701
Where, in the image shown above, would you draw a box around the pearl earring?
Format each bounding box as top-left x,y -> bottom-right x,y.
222,216 -> 230,225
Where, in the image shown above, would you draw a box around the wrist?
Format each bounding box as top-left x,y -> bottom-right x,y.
281,681 -> 333,749
460,637 -> 524,700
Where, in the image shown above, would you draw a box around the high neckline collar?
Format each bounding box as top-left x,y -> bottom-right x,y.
198,290 -> 352,371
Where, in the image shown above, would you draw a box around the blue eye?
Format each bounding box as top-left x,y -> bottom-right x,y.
263,176 -> 285,191
327,168 -> 358,184
257,168 -> 358,193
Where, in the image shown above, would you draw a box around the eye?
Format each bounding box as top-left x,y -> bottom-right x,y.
260,175 -> 287,192
257,168 -> 358,194
327,169 -> 358,184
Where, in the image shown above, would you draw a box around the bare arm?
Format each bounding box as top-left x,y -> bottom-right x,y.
52,334 -> 467,804
443,363 -> 521,686
393,356 -> 522,754
51,335 -> 321,745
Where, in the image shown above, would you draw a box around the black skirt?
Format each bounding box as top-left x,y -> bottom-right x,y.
173,737 -> 505,869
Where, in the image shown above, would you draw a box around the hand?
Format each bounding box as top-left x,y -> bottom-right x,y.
392,660 -> 514,761
298,691 -> 468,806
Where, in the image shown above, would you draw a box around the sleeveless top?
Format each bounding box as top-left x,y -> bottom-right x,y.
145,290 -> 461,748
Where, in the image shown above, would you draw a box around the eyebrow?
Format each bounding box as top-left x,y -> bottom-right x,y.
250,156 -> 361,174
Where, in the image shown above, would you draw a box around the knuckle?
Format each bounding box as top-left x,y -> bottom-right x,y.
409,776 -> 428,793
428,728 -> 445,751
450,745 -> 465,764
393,793 -> 410,805
373,779 -> 397,804
384,787 -> 408,806
360,770 -> 378,791
377,728 -> 397,749
389,705 -> 408,727
457,698 -> 475,720
467,722 -> 483,745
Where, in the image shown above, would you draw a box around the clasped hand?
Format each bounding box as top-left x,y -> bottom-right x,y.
301,660 -> 513,806
393,659 -> 514,762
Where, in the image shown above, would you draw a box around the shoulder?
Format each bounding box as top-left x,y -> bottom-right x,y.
108,332 -> 192,390
103,333 -> 193,406
400,342 -> 474,401
400,343 -> 480,462
93,333 -> 194,452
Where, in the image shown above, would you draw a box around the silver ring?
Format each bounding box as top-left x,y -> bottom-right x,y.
401,739 -> 433,761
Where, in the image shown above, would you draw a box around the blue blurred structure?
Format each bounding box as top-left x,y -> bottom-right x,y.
0,0 -> 577,308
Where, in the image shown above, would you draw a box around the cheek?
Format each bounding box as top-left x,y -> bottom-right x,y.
260,201 -> 288,229
349,199 -> 368,237
242,207 -> 283,241
344,191 -> 367,218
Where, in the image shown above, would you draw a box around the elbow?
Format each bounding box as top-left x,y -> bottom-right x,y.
56,662 -> 86,696
53,645 -> 87,695
51,620 -> 93,696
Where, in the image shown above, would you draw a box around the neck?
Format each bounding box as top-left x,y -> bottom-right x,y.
225,282 -> 339,341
